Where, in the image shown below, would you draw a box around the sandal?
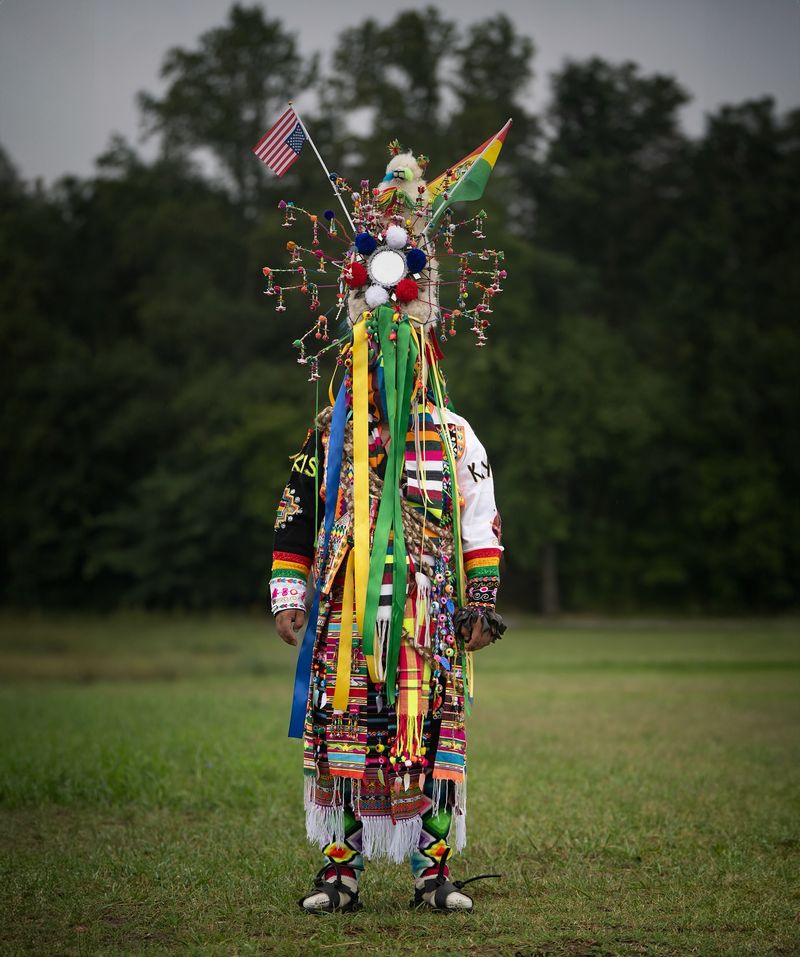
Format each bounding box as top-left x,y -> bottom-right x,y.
410,848 -> 500,913
298,862 -> 362,913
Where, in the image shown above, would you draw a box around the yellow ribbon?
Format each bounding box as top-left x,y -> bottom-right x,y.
352,318 -> 370,638
332,550 -> 355,712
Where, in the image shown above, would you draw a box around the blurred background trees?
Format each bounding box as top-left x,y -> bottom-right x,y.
1,3 -> 797,613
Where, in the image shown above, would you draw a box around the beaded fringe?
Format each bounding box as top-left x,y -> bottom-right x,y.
304,772 -> 467,859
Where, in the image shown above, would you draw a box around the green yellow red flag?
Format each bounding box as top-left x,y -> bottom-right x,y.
425,118 -> 512,231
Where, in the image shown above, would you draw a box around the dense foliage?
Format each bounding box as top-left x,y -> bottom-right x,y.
1,5 -> 798,612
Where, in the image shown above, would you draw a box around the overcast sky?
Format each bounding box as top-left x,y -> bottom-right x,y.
1,0 -> 798,184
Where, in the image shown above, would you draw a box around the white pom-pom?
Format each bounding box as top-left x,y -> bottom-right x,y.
365,284 -> 390,308
385,225 -> 408,249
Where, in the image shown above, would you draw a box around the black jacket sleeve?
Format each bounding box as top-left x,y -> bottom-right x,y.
270,428 -> 325,612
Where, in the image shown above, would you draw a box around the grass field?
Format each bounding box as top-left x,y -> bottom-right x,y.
1,613 -> 799,957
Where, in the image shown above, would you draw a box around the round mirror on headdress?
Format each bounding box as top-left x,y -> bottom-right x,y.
367,248 -> 407,287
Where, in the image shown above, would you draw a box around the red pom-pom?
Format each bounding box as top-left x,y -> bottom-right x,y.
344,261 -> 368,289
394,277 -> 419,303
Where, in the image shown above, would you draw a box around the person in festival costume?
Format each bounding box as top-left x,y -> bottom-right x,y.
266,126 -> 511,913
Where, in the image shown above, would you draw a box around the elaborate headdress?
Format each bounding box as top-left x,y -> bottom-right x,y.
261,118 -> 512,377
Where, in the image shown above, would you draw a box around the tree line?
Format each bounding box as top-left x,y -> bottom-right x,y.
1,4 -> 798,612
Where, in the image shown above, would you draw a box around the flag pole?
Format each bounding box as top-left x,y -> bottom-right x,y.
290,102 -> 355,232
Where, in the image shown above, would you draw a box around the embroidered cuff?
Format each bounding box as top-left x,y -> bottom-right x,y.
463,547 -> 501,608
270,576 -> 308,614
270,552 -> 311,614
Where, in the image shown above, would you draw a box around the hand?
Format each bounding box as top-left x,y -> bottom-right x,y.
275,608 -> 306,646
463,616 -> 493,653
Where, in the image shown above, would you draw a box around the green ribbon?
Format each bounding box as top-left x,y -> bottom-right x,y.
360,306 -> 418,703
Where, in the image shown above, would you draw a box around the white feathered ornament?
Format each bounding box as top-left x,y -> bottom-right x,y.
347,149 -> 439,329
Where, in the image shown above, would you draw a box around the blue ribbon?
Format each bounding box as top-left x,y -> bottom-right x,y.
288,382 -> 348,738
376,362 -> 386,420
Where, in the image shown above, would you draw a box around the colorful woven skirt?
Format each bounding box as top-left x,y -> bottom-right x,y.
302,579 -> 467,862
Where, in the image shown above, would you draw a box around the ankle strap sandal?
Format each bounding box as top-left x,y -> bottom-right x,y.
298,862 -> 362,913
409,848 -> 501,912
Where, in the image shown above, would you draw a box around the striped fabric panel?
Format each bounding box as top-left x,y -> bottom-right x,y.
405,414 -> 444,515
272,550 -> 312,581
432,750 -> 466,773
463,547 -> 501,580
431,717 -> 467,782
378,543 -> 394,612
368,422 -> 385,469
464,547 -> 500,608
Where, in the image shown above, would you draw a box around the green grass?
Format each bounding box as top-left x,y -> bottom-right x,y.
1,613 -> 799,956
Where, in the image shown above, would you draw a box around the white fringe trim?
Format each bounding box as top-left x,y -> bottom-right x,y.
414,571 -> 431,646
303,773 -> 467,859
304,775 -> 346,846
452,810 -> 467,853
446,776 -> 468,853
431,777 -> 445,816
362,815 -> 424,863
304,774 -> 425,863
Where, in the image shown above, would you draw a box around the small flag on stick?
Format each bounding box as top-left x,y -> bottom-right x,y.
252,106 -> 307,176
425,118 -> 512,231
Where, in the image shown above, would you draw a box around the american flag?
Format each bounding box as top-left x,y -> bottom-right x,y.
252,107 -> 307,176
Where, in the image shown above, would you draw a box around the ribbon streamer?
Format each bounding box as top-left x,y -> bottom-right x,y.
384,316 -> 418,703
351,318 -> 370,636
332,550 -> 356,712
288,381 -> 347,738
361,306 -> 418,697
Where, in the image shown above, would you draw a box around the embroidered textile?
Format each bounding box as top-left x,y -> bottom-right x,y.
271,575 -> 308,613
464,546 -> 501,607
275,484 -> 302,530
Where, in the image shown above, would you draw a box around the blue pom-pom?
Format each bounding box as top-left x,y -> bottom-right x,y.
355,232 -> 377,255
406,248 -> 427,273
324,209 -> 335,221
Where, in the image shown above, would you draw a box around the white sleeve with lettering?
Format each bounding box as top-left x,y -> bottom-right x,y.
444,409 -> 503,554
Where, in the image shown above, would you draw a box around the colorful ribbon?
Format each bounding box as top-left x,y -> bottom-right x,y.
288,380 -> 347,738
332,550 -> 355,712
351,317 -> 370,636
361,306 -> 418,698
